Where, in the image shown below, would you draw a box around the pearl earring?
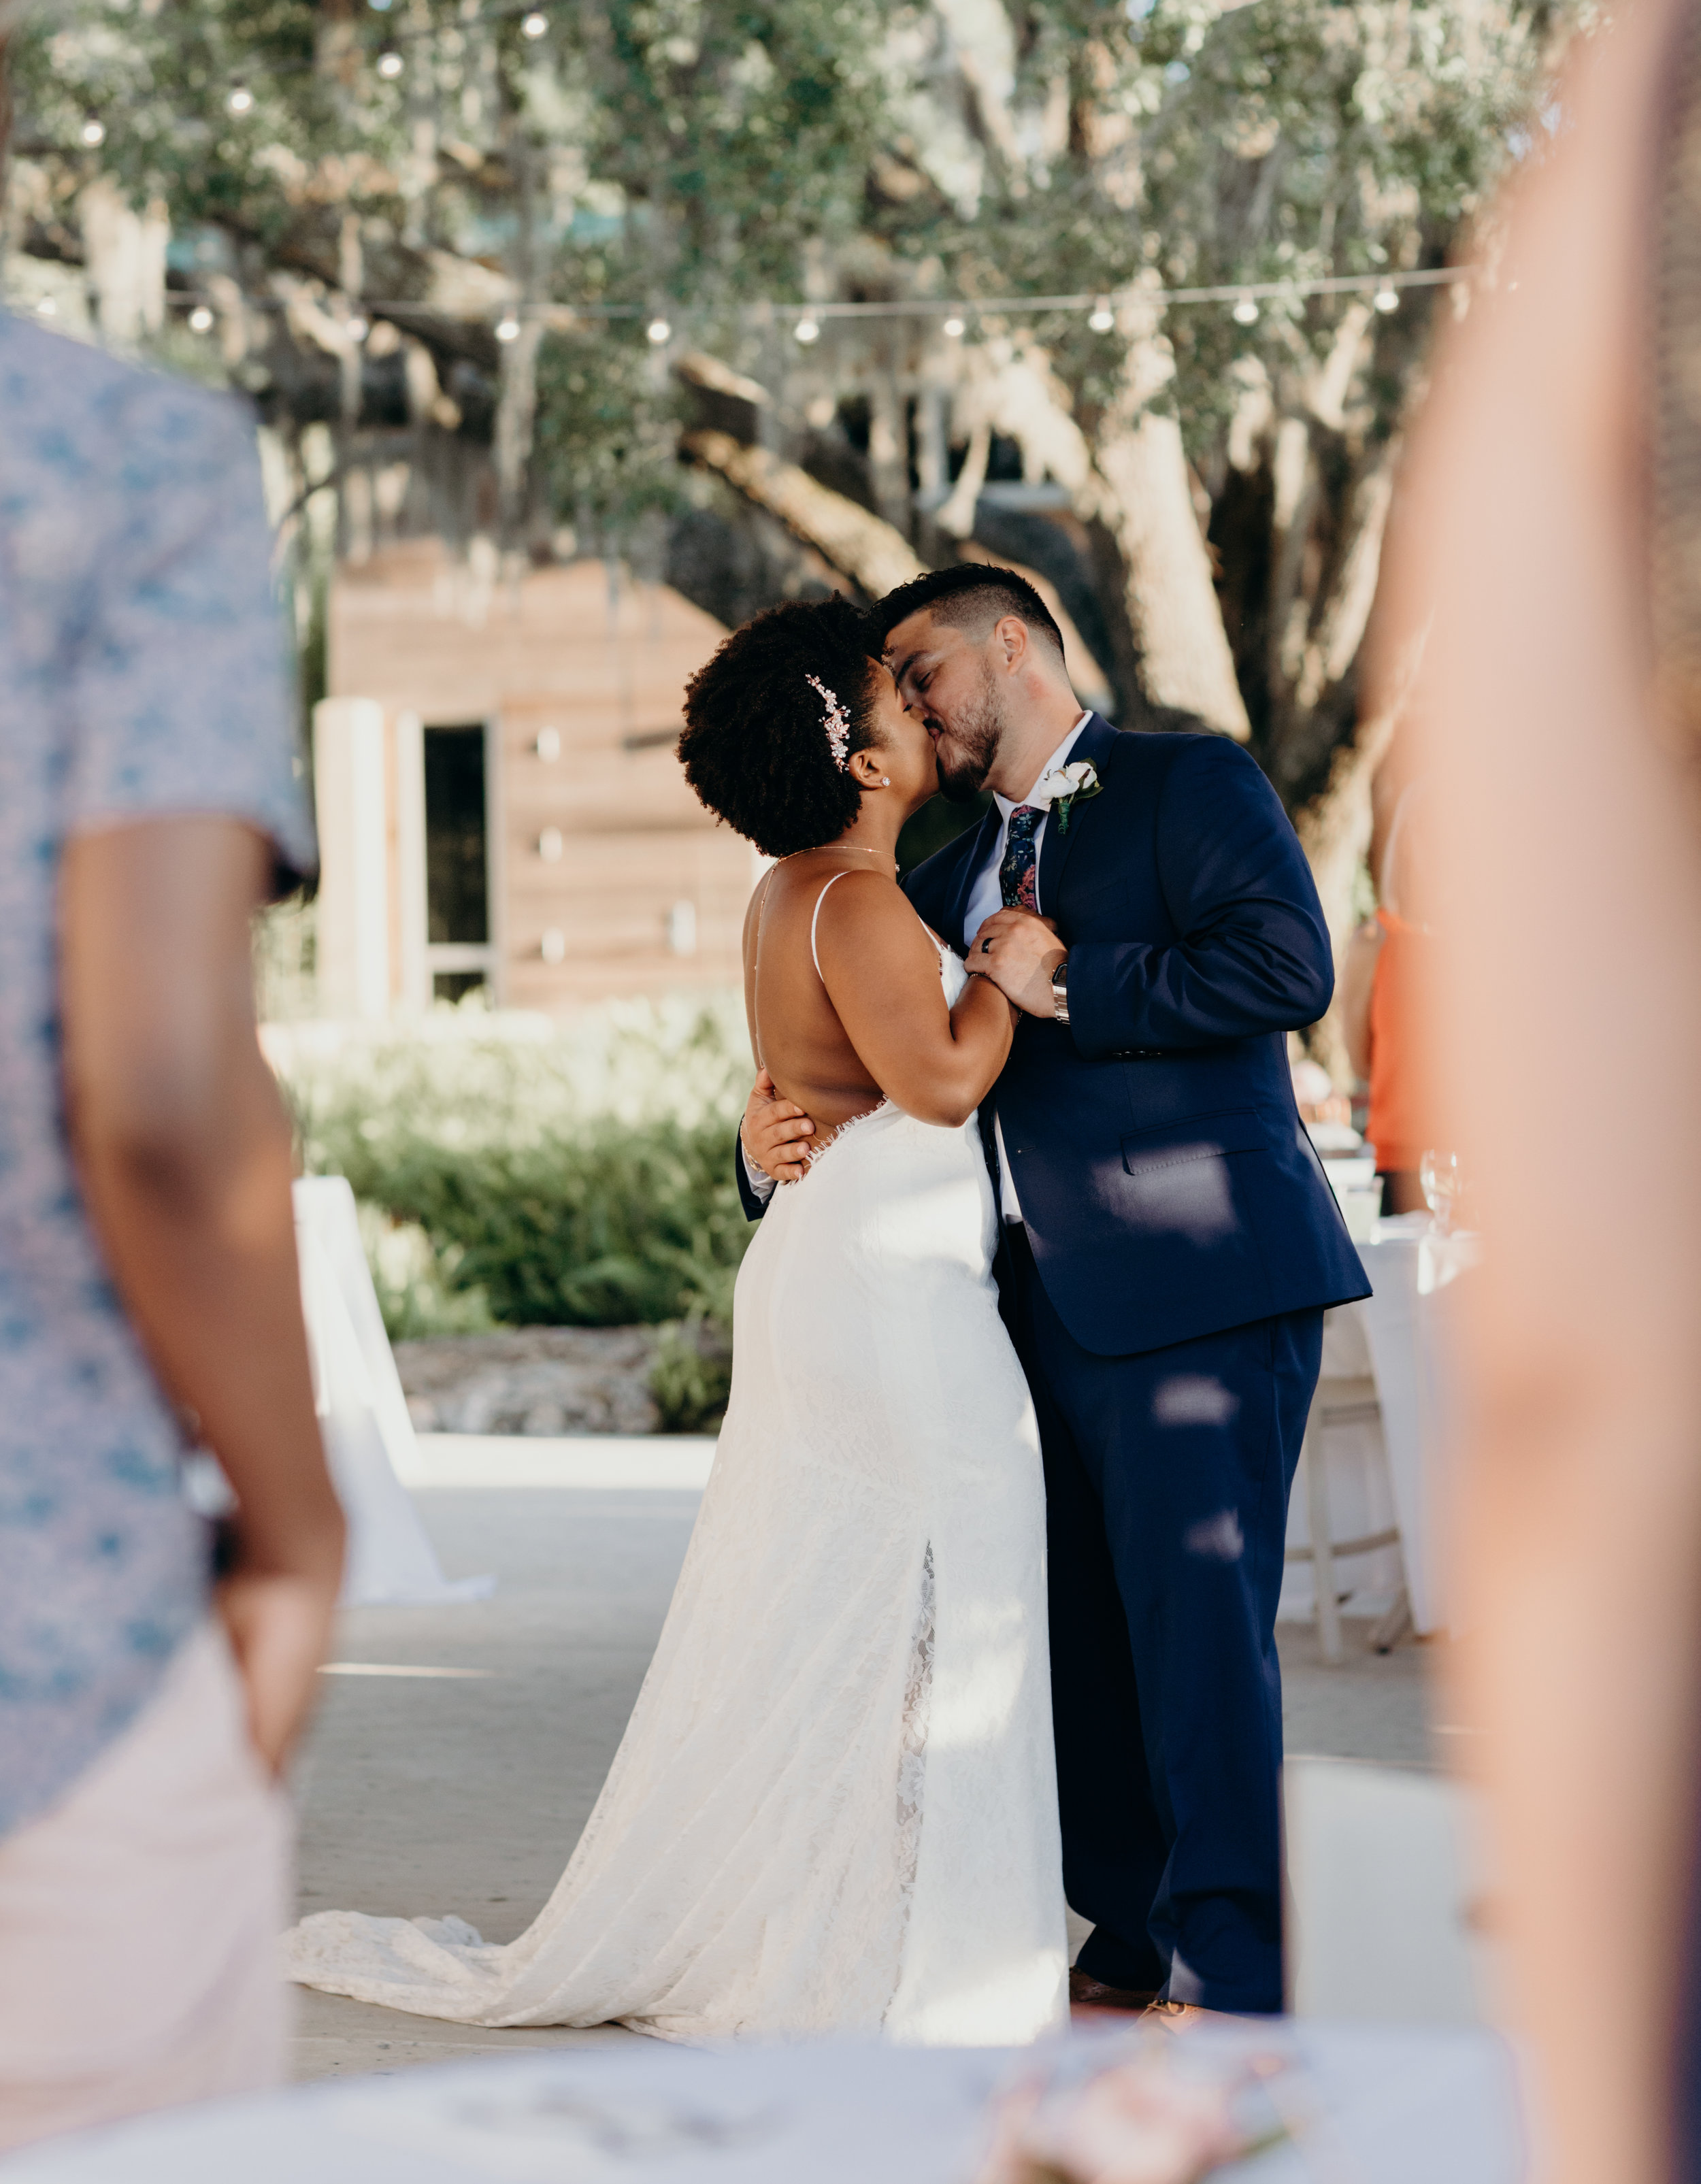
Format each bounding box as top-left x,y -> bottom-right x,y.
880,776 -> 891,786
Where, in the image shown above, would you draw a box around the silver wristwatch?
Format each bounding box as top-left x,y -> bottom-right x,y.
1049,957 -> 1070,1025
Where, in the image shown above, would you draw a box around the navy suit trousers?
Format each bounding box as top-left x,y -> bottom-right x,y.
996,1222 -> 1323,2014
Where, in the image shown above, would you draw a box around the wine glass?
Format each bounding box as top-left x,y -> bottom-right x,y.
1418,1148 -> 1463,1235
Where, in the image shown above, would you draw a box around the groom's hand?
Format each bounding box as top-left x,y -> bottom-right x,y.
970,910 -> 1066,1019
742,1070 -> 817,1185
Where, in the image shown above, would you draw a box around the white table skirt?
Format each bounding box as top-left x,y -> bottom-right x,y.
293,1176 -> 491,1609
0,2022 -> 1524,2184
1282,1217 -> 1478,1636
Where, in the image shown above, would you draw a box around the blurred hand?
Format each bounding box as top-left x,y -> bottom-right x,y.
970,909 -> 1066,1019
218,1566 -> 340,1778
742,1069 -> 817,1185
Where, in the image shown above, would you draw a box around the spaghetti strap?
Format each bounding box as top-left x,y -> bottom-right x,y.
810,870 -> 853,980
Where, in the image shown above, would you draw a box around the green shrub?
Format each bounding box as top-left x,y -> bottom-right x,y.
333,1116 -> 750,1329
649,1315 -> 735,1435
357,1202 -> 495,1342
274,997 -> 755,1340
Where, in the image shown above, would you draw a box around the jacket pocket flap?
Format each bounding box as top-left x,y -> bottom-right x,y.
1121,1108 -> 1268,1179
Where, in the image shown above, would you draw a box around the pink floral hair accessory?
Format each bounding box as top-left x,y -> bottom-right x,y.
805,674 -> 852,770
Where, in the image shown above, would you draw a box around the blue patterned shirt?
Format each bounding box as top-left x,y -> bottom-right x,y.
0,313 -> 314,1838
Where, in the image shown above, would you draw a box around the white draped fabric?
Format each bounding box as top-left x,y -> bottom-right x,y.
293,1177 -> 491,1609
1281,1216 -> 1479,1634
285,948 -> 1068,2045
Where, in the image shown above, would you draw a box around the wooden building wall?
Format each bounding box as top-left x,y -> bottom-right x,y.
327,541 -> 757,1010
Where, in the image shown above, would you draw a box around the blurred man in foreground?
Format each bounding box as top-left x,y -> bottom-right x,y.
0,15 -> 343,2145
1385,0 -> 1701,2177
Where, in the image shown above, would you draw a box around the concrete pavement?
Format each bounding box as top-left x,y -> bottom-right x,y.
290,1438 -> 1441,2082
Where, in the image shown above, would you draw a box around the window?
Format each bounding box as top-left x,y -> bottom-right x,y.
423,724 -> 496,1002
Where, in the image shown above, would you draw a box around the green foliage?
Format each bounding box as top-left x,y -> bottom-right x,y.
332,1115 -> 750,1329
277,995 -> 755,1339
531,324 -> 687,532
357,1202 -> 496,1342
648,1314 -> 736,1436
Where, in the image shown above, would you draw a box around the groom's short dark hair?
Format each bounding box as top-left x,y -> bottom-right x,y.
873,564 -> 1066,663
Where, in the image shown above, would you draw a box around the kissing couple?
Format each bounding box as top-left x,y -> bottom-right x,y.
286,564 -> 1368,2042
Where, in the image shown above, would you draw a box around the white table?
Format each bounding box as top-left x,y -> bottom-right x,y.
0,2022 -> 1524,2183
1284,1217 -> 1477,1638
293,1176 -> 492,1609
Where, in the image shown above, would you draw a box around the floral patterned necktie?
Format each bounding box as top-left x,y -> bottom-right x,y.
999,805 -> 1042,914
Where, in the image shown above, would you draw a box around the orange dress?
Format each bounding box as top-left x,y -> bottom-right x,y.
1366,908 -> 1436,1174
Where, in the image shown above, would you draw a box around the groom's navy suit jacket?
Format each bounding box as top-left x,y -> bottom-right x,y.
891,714 -> 1366,1356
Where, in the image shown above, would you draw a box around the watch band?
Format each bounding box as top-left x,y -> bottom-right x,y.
1050,959 -> 1070,1025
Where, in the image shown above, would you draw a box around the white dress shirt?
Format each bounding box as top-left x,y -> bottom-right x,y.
964,714 -> 1091,1223
741,711 -> 1093,1217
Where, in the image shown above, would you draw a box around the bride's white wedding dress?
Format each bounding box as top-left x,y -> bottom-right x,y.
284,908 -> 1067,2044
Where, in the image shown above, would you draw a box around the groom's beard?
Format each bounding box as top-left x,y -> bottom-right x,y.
933,669 -> 1004,805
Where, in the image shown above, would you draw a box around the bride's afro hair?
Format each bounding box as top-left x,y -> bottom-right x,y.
679,596 -> 883,858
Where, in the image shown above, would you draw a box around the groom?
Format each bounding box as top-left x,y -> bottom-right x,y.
739,565 -> 1368,2016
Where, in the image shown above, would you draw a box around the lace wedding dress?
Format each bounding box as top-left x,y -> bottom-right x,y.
284,927 -> 1068,2045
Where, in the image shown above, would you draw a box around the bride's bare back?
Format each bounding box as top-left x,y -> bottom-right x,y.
742,849 -> 1014,1142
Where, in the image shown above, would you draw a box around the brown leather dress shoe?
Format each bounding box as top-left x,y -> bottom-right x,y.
1068,1968 -> 1161,2012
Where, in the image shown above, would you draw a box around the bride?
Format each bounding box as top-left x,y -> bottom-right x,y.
284,597 -> 1068,2045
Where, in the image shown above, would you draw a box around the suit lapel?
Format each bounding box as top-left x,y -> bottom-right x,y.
1038,713 -> 1119,922
941,805 -> 1001,955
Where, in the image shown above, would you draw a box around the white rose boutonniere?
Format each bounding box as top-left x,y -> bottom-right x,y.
1030,759 -> 1102,834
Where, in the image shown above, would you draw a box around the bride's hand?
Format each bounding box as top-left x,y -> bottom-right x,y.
742,1070 -> 818,1184
971,910 -> 1067,1019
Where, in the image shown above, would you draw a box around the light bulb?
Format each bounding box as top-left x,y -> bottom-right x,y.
538,827 -> 564,863
533,728 -> 561,761
942,315 -> 965,339
1373,285 -> 1400,314
376,46 -> 404,78
1232,296 -> 1259,326
540,928 -> 566,964
646,316 -> 672,345
495,312 -> 521,342
188,303 -> 214,333
227,83 -> 254,114
1088,298 -> 1116,332
521,10 -> 548,35
80,116 -> 105,147
794,315 -> 821,344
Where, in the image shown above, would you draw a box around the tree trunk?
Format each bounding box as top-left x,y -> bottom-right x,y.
1085,311 -> 1252,741
1293,704 -> 1398,1080
1091,400 -> 1252,740
681,429 -> 926,597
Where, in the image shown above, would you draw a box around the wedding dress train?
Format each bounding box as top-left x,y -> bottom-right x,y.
284,942 -> 1067,2044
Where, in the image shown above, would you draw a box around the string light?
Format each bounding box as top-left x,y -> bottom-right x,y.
794,315 -> 821,344
1373,285 -> 1400,313
521,10 -> 548,35
942,315 -> 965,338
188,303 -> 215,333
646,315 -> 672,345
1232,295 -> 1259,325
346,313 -> 370,342
1088,297 -> 1115,332
227,82 -> 254,115
376,46 -> 404,78
495,312 -> 521,342
79,116 -> 105,146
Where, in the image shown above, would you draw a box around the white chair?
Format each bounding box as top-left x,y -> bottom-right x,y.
1292,1371 -> 1406,1659
1286,1321 -> 1408,1664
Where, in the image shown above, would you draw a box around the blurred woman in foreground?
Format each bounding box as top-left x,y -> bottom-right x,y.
1384,1 -> 1701,2177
